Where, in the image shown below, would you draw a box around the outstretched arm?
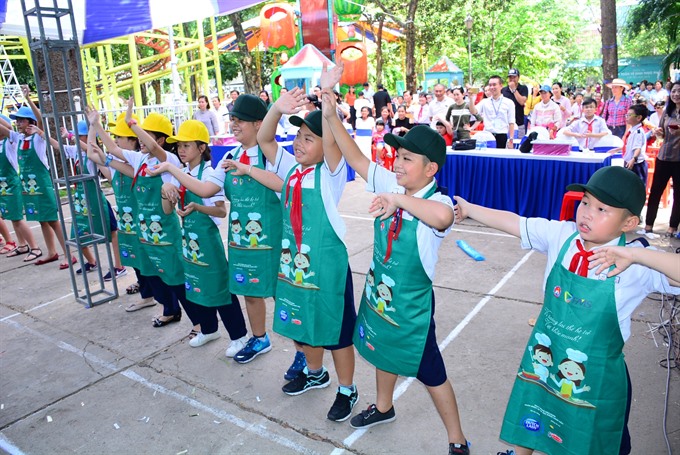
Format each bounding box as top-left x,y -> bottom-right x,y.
86,106 -> 126,161
589,246 -> 680,285
87,124 -> 134,177
146,161 -> 221,198
22,85 -> 43,131
370,192 -> 454,231
125,98 -> 168,162
321,88 -> 370,180
454,196 -> 521,238
257,87 -> 307,164
222,159 -> 283,192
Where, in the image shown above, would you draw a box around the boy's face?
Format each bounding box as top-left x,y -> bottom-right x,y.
540,91 -> 551,102
582,103 -> 596,118
393,147 -> 434,193
575,192 -> 637,249
293,124 -> 323,168
625,109 -> 641,126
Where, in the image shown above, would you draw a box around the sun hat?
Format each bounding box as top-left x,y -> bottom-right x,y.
566,166 -> 645,217
606,78 -> 631,90
539,85 -> 551,93
0,114 -> 11,124
383,125 -> 446,170
229,94 -> 267,122
141,113 -> 173,136
289,110 -> 322,137
75,120 -> 88,136
167,120 -> 210,143
109,113 -> 139,137
9,106 -> 37,122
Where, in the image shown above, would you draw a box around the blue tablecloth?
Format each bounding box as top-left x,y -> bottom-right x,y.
211,144 -> 356,182
437,149 -> 612,220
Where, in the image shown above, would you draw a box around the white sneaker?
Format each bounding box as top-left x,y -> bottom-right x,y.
225,335 -> 249,358
189,331 -> 221,348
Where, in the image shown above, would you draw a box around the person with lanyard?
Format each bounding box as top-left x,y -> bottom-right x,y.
445,87 -> 475,141
10,86 -> 72,269
562,97 -> 611,150
225,78 -> 358,423
88,102 -> 200,333
601,79 -> 633,139
41,120 -> 123,277
320,64 -> 470,455
0,114 -> 40,261
148,94 -> 302,371
456,166 -> 680,455
469,75 -> 516,148
148,120 -> 247,349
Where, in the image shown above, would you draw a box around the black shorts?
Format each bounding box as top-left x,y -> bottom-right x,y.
106,200 -> 118,233
416,292 -> 447,387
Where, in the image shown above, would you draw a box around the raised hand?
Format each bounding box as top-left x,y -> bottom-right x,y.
274,87 -> 308,115
85,106 -> 100,126
319,61 -> 344,89
21,85 -> 30,99
321,88 -> 337,119
125,97 -> 135,123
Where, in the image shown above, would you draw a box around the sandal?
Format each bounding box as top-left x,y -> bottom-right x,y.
59,256 -> 77,270
23,248 -> 42,262
152,313 -> 182,327
35,253 -> 59,265
6,244 -> 29,258
0,241 -> 16,255
125,297 -> 156,312
126,282 -> 141,295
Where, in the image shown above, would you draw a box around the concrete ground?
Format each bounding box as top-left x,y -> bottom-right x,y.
0,178 -> 678,455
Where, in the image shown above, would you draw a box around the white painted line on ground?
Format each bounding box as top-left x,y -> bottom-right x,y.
1,318 -> 322,455
451,227 -> 515,238
0,292 -> 74,322
333,250 -> 535,455
0,433 -> 27,455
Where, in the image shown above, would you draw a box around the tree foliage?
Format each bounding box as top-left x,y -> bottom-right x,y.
625,0 -> 679,79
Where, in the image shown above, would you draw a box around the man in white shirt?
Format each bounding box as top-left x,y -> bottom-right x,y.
429,83 -> 453,129
469,75 -> 516,148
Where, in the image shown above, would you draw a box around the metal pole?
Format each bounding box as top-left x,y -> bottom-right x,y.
467,29 -> 472,85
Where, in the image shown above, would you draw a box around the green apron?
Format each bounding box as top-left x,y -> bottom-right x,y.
354,185 -> 437,377
71,153 -> 111,240
224,146 -> 282,297
180,161 -> 231,307
0,138 -> 24,221
273,163 -> 348,346
111,169 -> 148,271
133,159 -> 184,286
17,135 -> 58,222
500,232 -> 628,454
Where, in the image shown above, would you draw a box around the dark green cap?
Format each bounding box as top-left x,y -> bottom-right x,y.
566,166 -> 645,216
229,94 -> 268,122
289,110 -> 322,137
383,125 -> 446,170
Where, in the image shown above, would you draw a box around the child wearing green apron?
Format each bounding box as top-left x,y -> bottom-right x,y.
320,74 -> 469,454
88,113 -> 155,309
0,114 -> 40,261
158,120 -> 247,349
455,166 -> 680,455
10,90 -> 72,269
148,94 -> 293,364
226,88 -> 358,422
88,107 -> 199,331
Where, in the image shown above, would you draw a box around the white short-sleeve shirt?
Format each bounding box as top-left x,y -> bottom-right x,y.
366,162 -> 454,281
184,162 -> 225,226
519,217 -> 680,341
121,149 -> 181,186
11,131 -> 48,168
1,135 -> 19,171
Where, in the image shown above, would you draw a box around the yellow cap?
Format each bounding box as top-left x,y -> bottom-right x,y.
167,120 -> 210,144
109,113 -> 139,138
141,113 -> 173,137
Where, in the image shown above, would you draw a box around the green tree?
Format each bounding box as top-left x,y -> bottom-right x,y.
625,0 -> 679,79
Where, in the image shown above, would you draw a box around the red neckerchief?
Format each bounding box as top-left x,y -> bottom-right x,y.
130,162 -> 148,189
284,167 -> 314,250
383,208 -> 403,263
568,239 -> 593,277
239,149 -> 250,165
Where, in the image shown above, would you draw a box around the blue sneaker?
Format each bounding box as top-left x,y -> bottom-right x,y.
233,334 -> 272,364
284,351 -> 307,380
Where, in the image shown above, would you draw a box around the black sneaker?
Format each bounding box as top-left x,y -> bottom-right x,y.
76,263 -> 97,275
449,442 -> 470,455
349,403 -> 396,429
282,368 -> 330,396
327,386 -> 358,422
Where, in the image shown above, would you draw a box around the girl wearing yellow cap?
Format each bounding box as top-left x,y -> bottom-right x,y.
155,119 -> 247,348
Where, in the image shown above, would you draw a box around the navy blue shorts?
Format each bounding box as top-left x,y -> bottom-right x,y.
298,266 -> 356,351
106,200 -> 118,233
415,292 -> 448,387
